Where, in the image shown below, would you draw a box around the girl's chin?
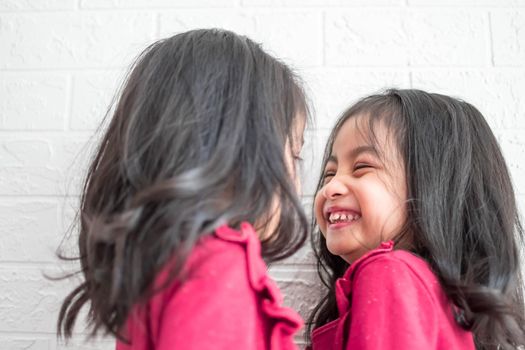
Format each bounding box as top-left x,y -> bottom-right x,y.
325,241 -> 353,258
325,237 -> 369,264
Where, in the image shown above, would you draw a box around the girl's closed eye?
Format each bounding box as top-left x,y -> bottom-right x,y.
294,155 -> 304,177
353,159 -> 377,174
322,169 -> 336,183
293,155 -> 304,163
353,162 -> 372,171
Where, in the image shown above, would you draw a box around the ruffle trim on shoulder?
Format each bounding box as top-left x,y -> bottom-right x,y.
214,222 -> 303,348
335,240 -> 394,315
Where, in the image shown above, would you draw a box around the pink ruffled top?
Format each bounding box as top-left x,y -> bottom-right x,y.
309,241 -> 475,350
116,222 -> 303,350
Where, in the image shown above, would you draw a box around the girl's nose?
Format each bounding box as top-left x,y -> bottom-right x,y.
322,177 -> 348,199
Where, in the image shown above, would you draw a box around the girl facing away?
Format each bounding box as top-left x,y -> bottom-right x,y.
57,29 -> 310,349
307,89 -> 525,350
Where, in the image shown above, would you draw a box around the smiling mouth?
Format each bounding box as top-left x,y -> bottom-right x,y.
327,211 -> 361,225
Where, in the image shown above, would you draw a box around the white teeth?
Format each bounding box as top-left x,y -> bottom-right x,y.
328,212 -> 361,224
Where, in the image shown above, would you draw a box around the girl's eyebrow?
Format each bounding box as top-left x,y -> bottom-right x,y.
327,155 -> 337,164
350,145 -> 378,159
327,145 -> 378,165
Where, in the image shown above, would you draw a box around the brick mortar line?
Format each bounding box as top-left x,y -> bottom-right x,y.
0,6 -> 523,14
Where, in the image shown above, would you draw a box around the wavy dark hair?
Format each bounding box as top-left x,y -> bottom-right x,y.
57,29 -> 310,339
307,89 -> 525,350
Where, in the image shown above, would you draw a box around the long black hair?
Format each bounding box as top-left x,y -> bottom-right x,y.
307,89 -> 525,350
57,29 -> 310,339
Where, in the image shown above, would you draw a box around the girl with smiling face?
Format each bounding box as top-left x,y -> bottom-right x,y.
315,114 -> 406,264
307,89 -> 525,350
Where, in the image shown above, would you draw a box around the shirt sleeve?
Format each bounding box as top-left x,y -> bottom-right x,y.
155,242 -> 263,350
346,254 -> 438,349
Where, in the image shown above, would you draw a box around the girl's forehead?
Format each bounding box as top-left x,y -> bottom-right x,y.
332,115 -> 374,151
330,114 -> 399,162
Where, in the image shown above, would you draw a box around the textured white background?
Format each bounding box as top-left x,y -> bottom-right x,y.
1,0 -> 525,349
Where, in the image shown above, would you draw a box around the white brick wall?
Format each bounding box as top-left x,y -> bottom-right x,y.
1,1 -> 524,349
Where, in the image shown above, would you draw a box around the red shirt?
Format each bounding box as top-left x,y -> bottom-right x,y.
309,241 -> 475,350
116,222 -> 303,350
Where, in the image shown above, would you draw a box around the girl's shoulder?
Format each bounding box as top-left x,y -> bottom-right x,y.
123,223 -> 303,349
341,241 -> 442,301
158,222 -> 299,320
162,222 -> 269,292
192,222 -> 302,320
326,246 -> 475,350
